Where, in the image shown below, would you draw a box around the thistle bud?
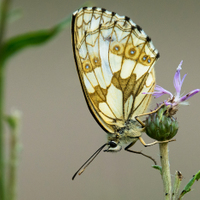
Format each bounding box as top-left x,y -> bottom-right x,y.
145,106 -> 179,141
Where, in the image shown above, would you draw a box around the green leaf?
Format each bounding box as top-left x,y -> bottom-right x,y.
152,165 -> 162,174
179,170 -> 200,199
0,15 -> 70,65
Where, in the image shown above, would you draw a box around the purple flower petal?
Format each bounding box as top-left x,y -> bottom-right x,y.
179,89 -> 200,103
164,101 -> 173,106
152,85 -> 173,98
173,60 -> 187,95
151,60 -> 200,108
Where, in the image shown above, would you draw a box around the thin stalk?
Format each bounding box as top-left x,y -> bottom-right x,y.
159,143 -> 172,200
172,171 -> 183,200
0,1 -> 12,199
7,111 -> 22,200
0,65 -> 5,200
0,0 -> 11,49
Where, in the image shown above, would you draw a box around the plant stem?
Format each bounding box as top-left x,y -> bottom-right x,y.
7,111 -> 22,200
0,0 -> 12,199
159,143 -> 172,200
0,0 -> 11,49
0,65 -> 5,200
172,171 -> 182,200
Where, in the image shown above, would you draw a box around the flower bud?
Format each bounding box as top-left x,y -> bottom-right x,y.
145,106 -> 179,141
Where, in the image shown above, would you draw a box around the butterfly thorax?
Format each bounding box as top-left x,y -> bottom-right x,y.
106,119 -> 143,152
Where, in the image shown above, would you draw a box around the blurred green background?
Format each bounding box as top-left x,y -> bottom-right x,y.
6,0 -> 200,199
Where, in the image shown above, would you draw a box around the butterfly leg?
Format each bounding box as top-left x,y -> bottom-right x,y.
124,141 -> 157,165
139,137 -> 176,147
135,103 -> 166,127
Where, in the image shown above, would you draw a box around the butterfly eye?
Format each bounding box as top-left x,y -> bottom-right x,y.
109,141 -> 117,148
83,61 -> 92,72
105,142 -> 122,152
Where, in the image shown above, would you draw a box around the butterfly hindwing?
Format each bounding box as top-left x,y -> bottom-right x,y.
72,7 -> 159,133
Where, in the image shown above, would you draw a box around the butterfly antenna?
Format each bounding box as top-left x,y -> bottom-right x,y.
72,143 -> 108,180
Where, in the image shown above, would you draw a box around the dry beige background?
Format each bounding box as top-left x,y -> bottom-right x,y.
5,0 -> 200,199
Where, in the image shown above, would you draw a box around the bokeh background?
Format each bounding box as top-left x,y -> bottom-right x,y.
5,0 -> 200,199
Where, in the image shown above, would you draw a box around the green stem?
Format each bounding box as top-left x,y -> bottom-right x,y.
7,111 -> 22,200
159,143 -> 172,200
0,65 -> 5,200
172,171 -> 182,200
0,1 -> 12,199
0,0 -> 11,48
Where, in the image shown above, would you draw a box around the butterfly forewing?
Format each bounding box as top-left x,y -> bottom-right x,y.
72,7 -> 159,133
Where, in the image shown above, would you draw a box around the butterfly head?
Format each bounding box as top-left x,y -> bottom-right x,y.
105,120 -> 144,152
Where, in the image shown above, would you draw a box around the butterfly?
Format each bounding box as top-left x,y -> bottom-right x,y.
71,7 -> 160,180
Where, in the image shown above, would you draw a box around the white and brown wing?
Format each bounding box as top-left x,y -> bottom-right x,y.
71,7 -> 159,133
